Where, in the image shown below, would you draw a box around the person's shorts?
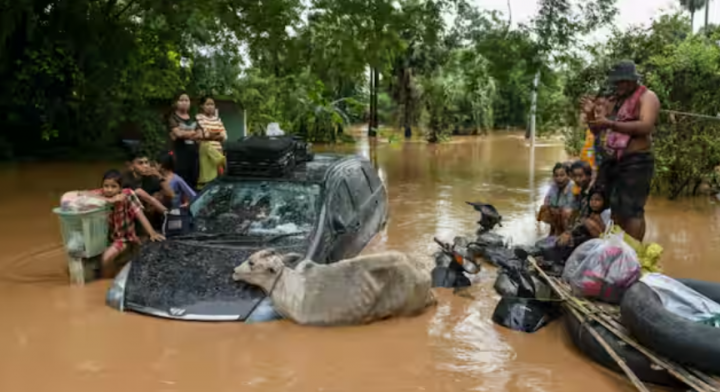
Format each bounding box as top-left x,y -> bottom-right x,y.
603,152 -> 654,219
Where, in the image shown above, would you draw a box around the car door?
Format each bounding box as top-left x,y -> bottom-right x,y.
345,164 -> 378,251
327,178 -> 360,261
361,160 -> 388,231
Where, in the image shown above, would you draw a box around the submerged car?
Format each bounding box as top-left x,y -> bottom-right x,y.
107,142 -> 389,322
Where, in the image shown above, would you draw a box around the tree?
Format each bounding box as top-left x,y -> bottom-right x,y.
562,11 -> 720,198
679,0 -> 707,29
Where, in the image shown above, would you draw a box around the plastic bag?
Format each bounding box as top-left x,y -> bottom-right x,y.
491,297 -> 562,333
494,269 -> 535,298
562,226 -> 641,304
699,315 -> 720,328
562,239 -> 605,280
480,246 -> 522,270
61,191 -> 107,212
603,225 -> 663,274
641,273 -> 720,322
265,123 -> 285,136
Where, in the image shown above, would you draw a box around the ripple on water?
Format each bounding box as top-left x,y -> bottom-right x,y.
1,131 -> 718,392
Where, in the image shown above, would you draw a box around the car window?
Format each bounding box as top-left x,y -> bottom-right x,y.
331,180 -> 354,223
190,181 -> 322,235
347,166 -> 372,206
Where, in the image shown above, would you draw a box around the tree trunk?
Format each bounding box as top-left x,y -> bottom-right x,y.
691,10 -> 695,32
705,1 -> 710,34
368,68 -> 376,137
372,66 -> 379,135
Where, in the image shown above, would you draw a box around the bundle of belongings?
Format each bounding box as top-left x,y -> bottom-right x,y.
60,191 -> 108,212
561,228 -> 641,304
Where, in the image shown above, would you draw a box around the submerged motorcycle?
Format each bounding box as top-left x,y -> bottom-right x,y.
431,201 -> 503,288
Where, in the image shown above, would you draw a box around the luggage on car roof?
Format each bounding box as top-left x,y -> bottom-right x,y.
225,135 -> 311,178
229,136 -> 295,158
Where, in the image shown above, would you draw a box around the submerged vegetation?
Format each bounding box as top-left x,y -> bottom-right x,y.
1,0 -> 719,196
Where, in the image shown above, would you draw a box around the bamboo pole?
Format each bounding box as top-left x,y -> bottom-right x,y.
527,256 -> 718,392
566,305 -> 650,392
556,279 -> 720,391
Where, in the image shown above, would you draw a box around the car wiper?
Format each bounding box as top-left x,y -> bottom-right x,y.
198,232 -> 305,246
262,232 -> 305,244
173,232 -> 249,241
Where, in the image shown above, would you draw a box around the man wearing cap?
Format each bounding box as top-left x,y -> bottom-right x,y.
587,60 -> 660,242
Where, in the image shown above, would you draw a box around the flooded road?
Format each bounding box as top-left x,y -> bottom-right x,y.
1,131 -> 719,391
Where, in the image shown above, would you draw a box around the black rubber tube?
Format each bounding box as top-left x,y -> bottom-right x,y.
621,281 -> 720,375
676,279 -> 720,304
564,312 -> 684,388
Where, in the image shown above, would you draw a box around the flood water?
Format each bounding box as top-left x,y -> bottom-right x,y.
1,130 -> 719,391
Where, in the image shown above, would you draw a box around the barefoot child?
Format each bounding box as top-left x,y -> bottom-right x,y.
544,187 -> 610,264
96,170 -> 165,277
538,162 -> 577,236
558,187 -> 609,248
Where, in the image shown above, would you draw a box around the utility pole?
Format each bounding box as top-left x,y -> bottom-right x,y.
529,70 -> 541,149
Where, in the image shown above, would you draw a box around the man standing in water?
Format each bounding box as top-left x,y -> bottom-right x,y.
588,60 -> 660,242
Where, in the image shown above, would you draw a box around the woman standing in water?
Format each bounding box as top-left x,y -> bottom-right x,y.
196,96 -> 227,189
168,92 -> 202,189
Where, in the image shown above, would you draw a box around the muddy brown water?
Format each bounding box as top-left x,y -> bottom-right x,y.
1,131 -> 719,392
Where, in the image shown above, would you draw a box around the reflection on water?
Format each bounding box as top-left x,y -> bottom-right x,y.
0,129 -> 719,391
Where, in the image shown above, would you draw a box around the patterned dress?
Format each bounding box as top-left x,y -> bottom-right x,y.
92,189 -> 143,251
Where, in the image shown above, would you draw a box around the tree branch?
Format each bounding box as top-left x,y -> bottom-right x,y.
114,0 -> 137,19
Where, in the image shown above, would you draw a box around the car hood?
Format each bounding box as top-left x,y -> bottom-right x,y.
123,237 -> 307,321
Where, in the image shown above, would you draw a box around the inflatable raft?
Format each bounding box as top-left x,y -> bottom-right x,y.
621,279 -> 720,375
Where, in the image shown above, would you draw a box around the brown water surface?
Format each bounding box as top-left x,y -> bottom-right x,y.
1,130 -> 719,392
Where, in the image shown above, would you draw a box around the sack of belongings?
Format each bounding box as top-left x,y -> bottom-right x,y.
603,225 -> 663,274
60,191 -> 108,212
563,224 -> 641,304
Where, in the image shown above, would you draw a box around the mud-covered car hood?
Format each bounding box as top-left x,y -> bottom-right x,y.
123,237 -> 307,321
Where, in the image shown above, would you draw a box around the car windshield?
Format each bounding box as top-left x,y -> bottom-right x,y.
190,181 -> 322,236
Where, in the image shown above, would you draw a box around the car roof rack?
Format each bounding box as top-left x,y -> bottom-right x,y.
225,135 -> 313,178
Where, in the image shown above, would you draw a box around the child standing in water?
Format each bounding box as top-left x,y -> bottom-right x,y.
538,162 -> 577,236
95,170 -> 165,277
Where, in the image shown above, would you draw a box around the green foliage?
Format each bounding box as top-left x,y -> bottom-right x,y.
0,0 -> 621,156
562,11 -> 720,197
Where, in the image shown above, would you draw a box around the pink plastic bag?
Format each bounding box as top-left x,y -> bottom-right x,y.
605,131 -> 630,158
60,191 -> 107,212
562,229 -> 641,304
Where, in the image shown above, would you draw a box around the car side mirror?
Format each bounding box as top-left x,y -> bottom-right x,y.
332,216 -> 347,234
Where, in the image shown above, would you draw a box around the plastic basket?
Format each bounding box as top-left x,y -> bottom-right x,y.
53,206 -> 110,259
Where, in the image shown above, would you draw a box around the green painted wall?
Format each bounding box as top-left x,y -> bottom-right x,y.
216,99 -> 246,141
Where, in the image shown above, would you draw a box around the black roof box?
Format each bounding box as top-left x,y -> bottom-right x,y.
225,135 -> 313,178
